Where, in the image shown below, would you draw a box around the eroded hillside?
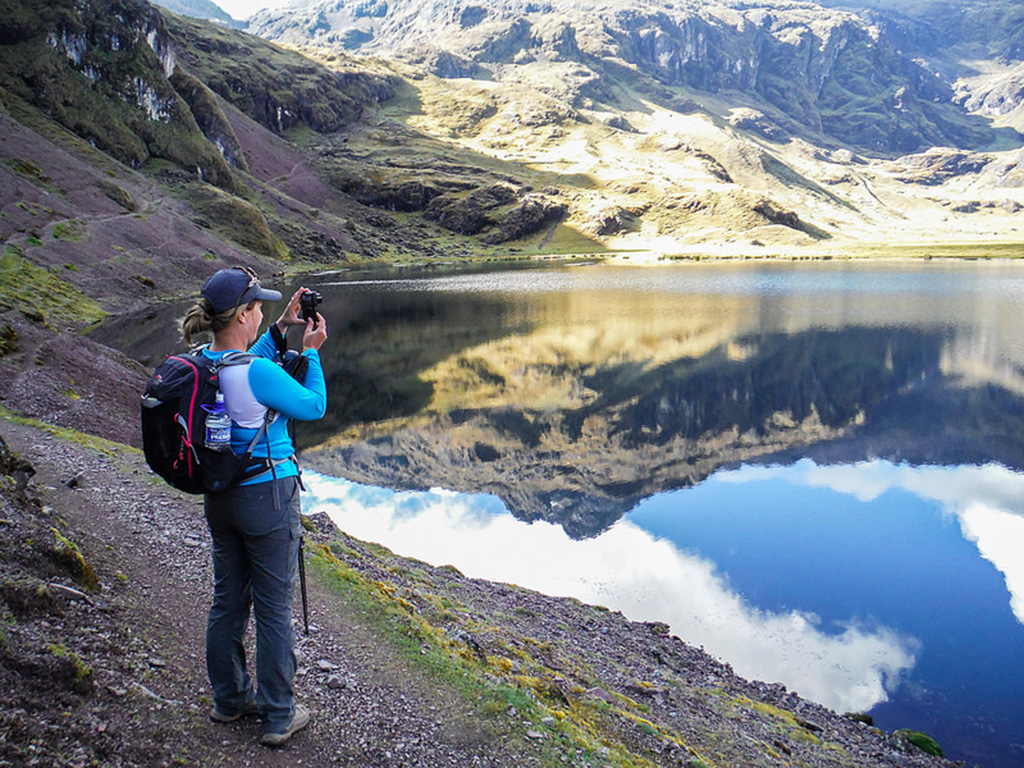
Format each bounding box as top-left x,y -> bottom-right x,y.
244,0 -> 1024,257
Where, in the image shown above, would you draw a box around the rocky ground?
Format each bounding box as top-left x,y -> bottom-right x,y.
0,404 -> 966,766
0,418 -> 527,768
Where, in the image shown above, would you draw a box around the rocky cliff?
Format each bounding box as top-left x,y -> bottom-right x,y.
0,0 -> 398,183
0,0 -> 238,187
247,0 -> 997,155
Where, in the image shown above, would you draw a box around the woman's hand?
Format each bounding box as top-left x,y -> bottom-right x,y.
275,287 -> 308,332
302,313 -> 328,352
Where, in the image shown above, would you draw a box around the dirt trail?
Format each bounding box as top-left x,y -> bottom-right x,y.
0,417 -> 521,767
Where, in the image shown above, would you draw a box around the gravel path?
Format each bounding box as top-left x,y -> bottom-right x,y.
0,419 -> 524,767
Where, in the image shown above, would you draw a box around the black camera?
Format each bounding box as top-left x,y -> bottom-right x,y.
299,290 -> 322,326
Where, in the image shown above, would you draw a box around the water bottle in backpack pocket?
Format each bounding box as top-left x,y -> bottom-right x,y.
204,392 -> 232,451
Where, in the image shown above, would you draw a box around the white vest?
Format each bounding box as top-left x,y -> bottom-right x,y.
218,363 -> 271,429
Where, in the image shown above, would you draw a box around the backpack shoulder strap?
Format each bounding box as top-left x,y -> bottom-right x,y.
216,351 -> 255,370
189,345 -> 254,372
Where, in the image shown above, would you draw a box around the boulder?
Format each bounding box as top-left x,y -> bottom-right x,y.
481,195 -> 567,243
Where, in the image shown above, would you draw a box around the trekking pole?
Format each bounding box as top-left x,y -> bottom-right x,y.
298,533 -> 310,635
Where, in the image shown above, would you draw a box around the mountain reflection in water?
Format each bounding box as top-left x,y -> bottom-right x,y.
294,262 -> 1024,768
305,300 -> 1024,538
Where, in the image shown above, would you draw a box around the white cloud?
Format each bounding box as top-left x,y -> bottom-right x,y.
958,504 -> 1024,624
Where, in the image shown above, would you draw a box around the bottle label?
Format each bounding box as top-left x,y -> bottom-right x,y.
206,419 -> 232,451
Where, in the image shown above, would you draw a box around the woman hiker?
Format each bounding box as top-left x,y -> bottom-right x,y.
182,266 -> 328,747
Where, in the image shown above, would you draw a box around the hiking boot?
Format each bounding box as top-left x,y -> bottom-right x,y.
260,704 -> 310,747
209,699 -> 259,723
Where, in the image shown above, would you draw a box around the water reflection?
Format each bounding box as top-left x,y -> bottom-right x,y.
774,460 -> 1024,625
306,319 -> 1024,538
628,459 -> 1024,768
302,466 -> 919,715
303,457 -> 1024,766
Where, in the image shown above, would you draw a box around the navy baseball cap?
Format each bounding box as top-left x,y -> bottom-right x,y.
201,266 -> 282,313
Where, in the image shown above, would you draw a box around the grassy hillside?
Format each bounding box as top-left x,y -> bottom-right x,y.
2,0 -> 1024,348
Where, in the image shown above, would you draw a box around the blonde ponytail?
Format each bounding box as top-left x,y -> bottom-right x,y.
182,297 -> 240,347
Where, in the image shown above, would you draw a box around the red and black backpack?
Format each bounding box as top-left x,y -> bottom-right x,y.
140,349 -> 269,494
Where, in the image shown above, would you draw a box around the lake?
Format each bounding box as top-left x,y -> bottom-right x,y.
292,260 -> 1024,768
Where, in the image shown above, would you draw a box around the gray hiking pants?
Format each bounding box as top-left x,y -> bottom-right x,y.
204,475 -> 300,735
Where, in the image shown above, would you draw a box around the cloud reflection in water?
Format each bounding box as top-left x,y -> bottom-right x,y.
303,468 -> 921,714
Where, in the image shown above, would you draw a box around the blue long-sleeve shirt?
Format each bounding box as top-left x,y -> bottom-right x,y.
202,329 -> 327,483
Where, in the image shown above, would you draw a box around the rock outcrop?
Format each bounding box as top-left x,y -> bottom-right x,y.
0,0 -> 244,188
247,0 -> 997,154
165,13 -> 399,136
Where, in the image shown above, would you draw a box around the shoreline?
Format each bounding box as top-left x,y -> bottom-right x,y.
284,241 -> 1024,280
0,411 -> 963,767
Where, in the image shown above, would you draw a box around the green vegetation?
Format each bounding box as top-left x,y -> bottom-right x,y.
186,184 -> 286,258
48,642 -> 94,693
895,729 -> 943,757
50,527 -> 100,592
0,406 -> 129,459
9,157 -> 65,197
663,243 -> 1024,262
0,246 -> 108,328
850,243 -> 1024,260
11,159 -> 44,179
2,0 -> 1022,281
97,179 -> 135,212
51,219 -> 85,242
515,223 -> 608,256
309,538 -> 718,768
0,323 -> 16,356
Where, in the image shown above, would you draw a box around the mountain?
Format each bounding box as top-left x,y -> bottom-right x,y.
246,0 -> 996,154
5,0 -> 1024,291
0,0 -> 403,301
4,0 -> 1024,446
153,0 -> 243,28
810,1 -> 1024,129
236,0 -> 1024,256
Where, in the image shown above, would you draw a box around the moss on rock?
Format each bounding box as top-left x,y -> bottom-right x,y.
0,246 -> 107,329
894,729 -> 943,757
